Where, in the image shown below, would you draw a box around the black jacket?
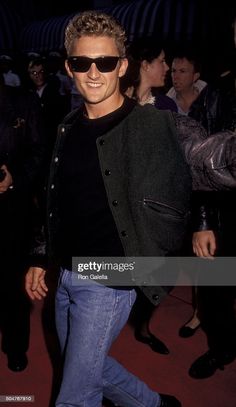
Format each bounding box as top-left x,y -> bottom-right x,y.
0,86 -> 46,263
0,86 -> 46,193
32,104 -> 193,304
189,73 -> 236,234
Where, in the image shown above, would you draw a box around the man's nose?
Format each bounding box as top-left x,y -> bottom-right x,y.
172,72 -> 179,81
87,62 -> 100,78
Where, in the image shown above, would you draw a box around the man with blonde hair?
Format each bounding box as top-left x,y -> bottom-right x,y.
25,10 -> 193,407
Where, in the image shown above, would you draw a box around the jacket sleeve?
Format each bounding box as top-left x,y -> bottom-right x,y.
190,130 -> 236,191
28,223 -> 49,270
174,113 -> 236,190
191,191 -> 219,232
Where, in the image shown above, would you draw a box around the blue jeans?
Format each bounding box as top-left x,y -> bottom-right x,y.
55,269 -> 161,407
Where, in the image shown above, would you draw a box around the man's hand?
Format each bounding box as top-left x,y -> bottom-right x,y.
192,230 -> 216,258
25,267 -> 48,300
0,165 -> 13,193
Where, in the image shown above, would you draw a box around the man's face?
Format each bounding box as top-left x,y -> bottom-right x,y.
65,35 -> 128,113
171,57 -> 199,93
28,64 -> 46,89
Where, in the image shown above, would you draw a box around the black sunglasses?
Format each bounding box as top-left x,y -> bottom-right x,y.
67,56 -> 121,73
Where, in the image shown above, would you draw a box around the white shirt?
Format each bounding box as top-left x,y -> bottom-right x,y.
3,70 -> 21,87
166,79 -> 207,115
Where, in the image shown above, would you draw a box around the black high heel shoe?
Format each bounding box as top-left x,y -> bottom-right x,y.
134,331 -> 169,354
179,322 -> 200,338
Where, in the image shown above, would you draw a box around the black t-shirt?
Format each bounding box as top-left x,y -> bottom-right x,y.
57,96 -> 136,269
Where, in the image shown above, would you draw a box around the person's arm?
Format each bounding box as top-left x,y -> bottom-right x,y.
191,190 -> 218,258
25,199 -> 49,301
7,93 -> 47,193
190,130 -> 236,191
174,113 -> 236,190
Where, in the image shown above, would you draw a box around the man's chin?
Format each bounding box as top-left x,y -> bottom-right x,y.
84,95 -> 104,105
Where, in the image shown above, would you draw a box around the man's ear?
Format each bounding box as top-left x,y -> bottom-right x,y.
193,72 -> 200,82
118,57 -> 128,78
65,60 -> 73,78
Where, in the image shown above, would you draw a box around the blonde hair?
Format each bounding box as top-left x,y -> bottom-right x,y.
64,10 -> 127,57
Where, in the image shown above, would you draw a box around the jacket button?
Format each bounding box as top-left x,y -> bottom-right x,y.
112,200 -> 118,206
121,230 -> 127,237
99,139 -> 105,145
152,294 -> 159,301
105,169 -> 111,176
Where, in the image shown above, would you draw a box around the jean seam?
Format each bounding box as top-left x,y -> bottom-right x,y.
85,289 -> 117,401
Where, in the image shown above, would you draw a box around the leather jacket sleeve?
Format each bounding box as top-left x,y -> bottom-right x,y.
190,130 -> 236,191
174,113 -> 236,191
191,191 -> 219,232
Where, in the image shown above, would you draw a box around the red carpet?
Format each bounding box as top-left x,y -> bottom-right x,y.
1,286 -> 236,407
